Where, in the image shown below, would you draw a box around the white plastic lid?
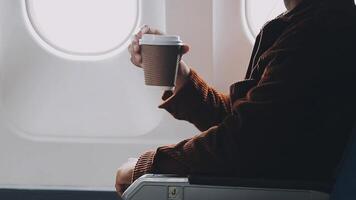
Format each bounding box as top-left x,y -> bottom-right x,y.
139,34 -> 183,46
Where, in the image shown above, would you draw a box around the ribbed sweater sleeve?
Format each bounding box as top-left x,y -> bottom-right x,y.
132,151 -> 156,182
132,69 -> 231,180
158,69 -> 232,132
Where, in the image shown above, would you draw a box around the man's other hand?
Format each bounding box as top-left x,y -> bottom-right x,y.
115,158 -> 138,197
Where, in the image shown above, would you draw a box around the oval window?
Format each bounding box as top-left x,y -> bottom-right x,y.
243,0 -> 286,41
26,0 -> 139,55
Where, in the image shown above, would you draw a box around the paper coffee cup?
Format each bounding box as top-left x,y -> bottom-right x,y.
139,34 -> 183,90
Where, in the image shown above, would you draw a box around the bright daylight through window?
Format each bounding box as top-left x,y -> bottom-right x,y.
26,0 -> 138,55
244,0 -> 286,40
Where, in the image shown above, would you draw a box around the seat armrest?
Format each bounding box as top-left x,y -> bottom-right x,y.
188,176 -> 332,193
123,174 -> 330,200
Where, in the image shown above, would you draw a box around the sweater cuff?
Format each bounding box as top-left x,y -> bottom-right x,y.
132,150 -> 156,182
158,69 -> 209,115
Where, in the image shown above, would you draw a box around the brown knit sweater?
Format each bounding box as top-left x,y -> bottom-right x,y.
132,0 -> 356,183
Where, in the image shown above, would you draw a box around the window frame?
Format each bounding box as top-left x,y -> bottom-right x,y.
241,0 -> 286,44
24,0 -> 141,59
241,0 -> 256,43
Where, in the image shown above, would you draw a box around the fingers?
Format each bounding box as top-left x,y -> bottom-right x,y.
133,44 -> 139,52
148,27 -> 164,35
139,25 -> 164,35
128,41 -> 140,55
138,25 -> 150,36
129,38 -> 142,67
115,170 -> 122,196
116,185 -> 129,197
132,54 -> 142,65
115,159 -> 136,197
115,182 -> 123,196
128,25 -> 164,67
116,169 -> 130,196
115,181 -> 129,196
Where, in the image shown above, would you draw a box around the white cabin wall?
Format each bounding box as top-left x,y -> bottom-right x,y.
213,0 -> 253,92
166,0 -> 214,85
0,0 -> 253,191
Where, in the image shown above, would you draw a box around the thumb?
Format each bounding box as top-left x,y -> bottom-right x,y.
181,44 -> 190,55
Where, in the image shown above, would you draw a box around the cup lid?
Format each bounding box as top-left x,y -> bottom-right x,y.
139,34 -> 183,46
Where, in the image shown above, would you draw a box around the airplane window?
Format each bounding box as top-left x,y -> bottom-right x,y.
243,0 -> 286,42
26,0 -> 138,55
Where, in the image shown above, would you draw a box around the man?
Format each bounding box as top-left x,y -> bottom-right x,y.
116,0 -> 356,195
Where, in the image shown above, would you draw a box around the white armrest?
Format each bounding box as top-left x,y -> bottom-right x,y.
122,174 -> 330,200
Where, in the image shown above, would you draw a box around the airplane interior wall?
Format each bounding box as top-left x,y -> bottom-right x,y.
0,0 -> 253,191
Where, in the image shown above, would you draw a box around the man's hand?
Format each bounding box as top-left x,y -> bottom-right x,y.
128,25 -> 191,92
128,25 -> 164,68
115,158 -> 138,196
